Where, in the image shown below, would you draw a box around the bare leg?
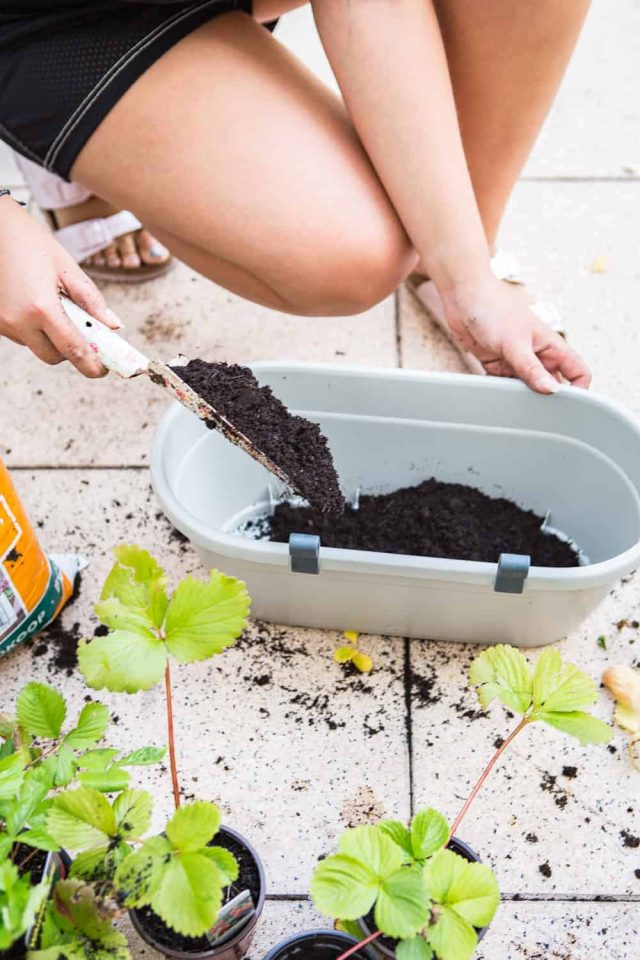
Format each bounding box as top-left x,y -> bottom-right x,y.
435,0 -> 591,248
72,12 -> 414,316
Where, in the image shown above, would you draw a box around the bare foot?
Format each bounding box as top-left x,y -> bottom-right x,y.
51,195 -> 170,271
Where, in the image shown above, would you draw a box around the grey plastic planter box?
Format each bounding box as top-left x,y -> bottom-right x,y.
151,364 -> 640,646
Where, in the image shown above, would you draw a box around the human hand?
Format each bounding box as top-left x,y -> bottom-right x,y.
0,195 -> 121,377
441,274 -> 591,394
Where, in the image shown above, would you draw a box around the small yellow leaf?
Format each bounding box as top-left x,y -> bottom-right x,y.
334,646 -> 356,664
603,665 -> 640,770
352,652 -> 373,673
343,631 -> 359,645
590,257 -> 608,274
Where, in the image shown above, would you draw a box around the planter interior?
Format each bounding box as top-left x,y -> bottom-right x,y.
357,836 -> 489,959
152,364 -> 640,644
5,847 -> 70,960
263,930 -> 372,960
130,826 -> 265,960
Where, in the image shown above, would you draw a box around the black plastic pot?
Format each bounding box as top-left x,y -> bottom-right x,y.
355,836 -> 491,959
263,929 -> 373,960
5,847 -> 71,960
130,826 -> 266,960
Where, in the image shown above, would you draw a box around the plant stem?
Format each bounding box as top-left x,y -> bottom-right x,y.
335,930 -> 382,960
449,716 -> 529,838
165,662 -> 181,810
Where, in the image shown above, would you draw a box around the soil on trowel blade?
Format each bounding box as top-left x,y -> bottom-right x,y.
171,359 -> 345,515
268,478 -> 580,566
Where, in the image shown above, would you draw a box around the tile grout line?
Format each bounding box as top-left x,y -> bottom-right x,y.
403,636 -> 415,819
394,287 -> 403,369
265,893 -> 640,903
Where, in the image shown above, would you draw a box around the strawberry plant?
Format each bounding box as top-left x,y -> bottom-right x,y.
310,645 -> 612,960
0,680 -> 164,958
78,545 -> 250,809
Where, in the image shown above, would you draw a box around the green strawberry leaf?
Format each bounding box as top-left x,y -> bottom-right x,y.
63,703 -> 110,750
202,846 -> 239,885
116,746 -> 166,767
150,852 -> 224,938
0,754 -> 25,800
53,746 -> 77,788
69,842 -> 131,883
469,645 -> 532,714
48,787 -> 116,851
446,861 -> 500,928
374,866 -> 430,939
311,854 -> 379,920
16,683 -> 66,739
113,790 -> 152,837
76,749 -> 120,772
427,906 -> 477,960
78,769 -> 131,793
536,710 -> 612,745
114,835 -> 171,907
78,630 -> 167,693
165,800 -> 221,851
18,828 -> 60,853
94,597 -> 161,639
531,648 -> 598,714
99,545 -> 168,630
378,820 -> 414,859
338,825 -> 405,877
410,809 -> 449,861
164,572 -> 250,663
396,937 -> 434,960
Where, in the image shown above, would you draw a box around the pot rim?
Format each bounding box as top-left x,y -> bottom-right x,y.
262,929 -> 369,960
130,824 -> 266,960
356,835 -> 490,958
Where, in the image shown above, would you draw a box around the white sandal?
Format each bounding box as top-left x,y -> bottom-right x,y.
13,152 -> 172,283
406,250 -> 566,375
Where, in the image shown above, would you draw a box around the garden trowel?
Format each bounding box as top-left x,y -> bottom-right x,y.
60,296 -> 296,491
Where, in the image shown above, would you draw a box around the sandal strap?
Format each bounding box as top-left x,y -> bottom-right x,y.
53,211 -> 142,262
490,249 -> 524,284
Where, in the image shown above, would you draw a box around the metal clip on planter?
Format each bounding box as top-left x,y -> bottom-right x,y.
289,533 -> 320,575
494,553 -> 530,594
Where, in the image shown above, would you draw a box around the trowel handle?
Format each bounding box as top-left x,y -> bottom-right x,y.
60,295 -> 149,378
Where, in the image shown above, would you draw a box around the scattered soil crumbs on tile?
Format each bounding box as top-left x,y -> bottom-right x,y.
341,786 -> 386,827
562,765 -> 578,779
27,574 -> 83,675
268,478 -> 580,565
170,359 -> 344,515
621,830 -> 640,848
540,772 -> 569,809
525,833 -> 539,843
539,861 -> 552,878
237,621 -> 399,735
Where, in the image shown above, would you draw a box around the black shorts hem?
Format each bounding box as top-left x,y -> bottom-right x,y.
47,0 -> 252,180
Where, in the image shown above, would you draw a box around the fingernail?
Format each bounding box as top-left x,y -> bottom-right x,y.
543,377 -> 560,394
149,242 -> 169,260
106,308 -> 124,329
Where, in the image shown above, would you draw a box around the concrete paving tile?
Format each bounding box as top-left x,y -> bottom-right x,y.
0,261 -> 396,468
0,467 -> 410,892
524,0 -> 640,179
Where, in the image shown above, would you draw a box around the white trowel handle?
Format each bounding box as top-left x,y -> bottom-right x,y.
60,295 -> 149,378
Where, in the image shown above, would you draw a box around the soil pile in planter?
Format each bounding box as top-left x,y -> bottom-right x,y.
171,359 -> 344,516
267,477 -> 580,566
135,831 -> 261,952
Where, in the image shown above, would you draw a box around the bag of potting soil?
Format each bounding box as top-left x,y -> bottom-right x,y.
0,458 -> 85,657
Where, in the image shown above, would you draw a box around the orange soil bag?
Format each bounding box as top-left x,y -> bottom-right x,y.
0,459 -> 84,657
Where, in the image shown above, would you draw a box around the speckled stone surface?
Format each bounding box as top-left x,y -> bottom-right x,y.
1,1 -> 639,957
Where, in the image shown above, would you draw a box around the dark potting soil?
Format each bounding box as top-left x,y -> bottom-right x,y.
268,478 -> 580,566
170,360 -> 344,516
135,830 -> 262,953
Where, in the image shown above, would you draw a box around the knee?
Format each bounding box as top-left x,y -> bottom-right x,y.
283,216 -> 416,317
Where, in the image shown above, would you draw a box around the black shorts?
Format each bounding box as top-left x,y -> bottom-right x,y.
0,1 -> 253,180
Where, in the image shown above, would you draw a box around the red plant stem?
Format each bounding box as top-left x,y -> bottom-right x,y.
449,716 -> 529,839
165,662 -> 181,809
335,930 -> 382,960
